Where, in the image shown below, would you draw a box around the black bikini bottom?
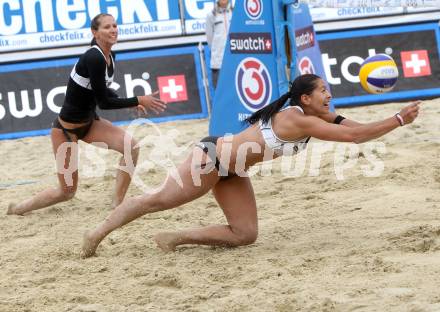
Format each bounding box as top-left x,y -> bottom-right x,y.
195,136 -> 237,181
52,115 -> 99,142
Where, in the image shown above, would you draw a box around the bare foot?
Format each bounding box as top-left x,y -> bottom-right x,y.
153,232 -> 178,252
80,231 -> 100,258
6,203 -> 21,216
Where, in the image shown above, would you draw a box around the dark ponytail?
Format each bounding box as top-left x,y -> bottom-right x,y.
245,92 -> 291,125
90,13 -> 113,46
245,74 -> 321,125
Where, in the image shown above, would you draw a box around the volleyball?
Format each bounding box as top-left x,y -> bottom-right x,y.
359,54 -> 399,94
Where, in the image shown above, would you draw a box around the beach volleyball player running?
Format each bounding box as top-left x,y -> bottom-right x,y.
81,74 -> 420,257
7,14 -> 167,216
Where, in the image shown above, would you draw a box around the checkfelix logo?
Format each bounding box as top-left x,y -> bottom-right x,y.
235,57 -> 272,112
400,50 -> 431,78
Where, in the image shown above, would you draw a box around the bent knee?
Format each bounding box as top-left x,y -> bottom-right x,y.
121,137 -> 139,155
120,140 -> 140,167
58,187 -> 76,201
140,193 -> 167,212
232,226 -> 258,246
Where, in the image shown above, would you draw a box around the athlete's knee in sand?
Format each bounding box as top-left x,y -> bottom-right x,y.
59,185 -> 77,201
233,225 -> 258,246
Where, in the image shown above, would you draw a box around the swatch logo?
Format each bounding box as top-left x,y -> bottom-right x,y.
230,33 -> 272,54
295,26 -> 315,51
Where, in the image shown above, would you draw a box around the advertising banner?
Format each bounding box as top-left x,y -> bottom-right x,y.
287,4 -> 330,93
209,1 -> 327,136
2,1 -> 434,54
0,0 -> 232,52
310,7 -> 404,22
0,0 -> 182,52
317,23 -> 440,106
184,0 -> 236,35
209,0 -> 280,136
0,46 -> 208,139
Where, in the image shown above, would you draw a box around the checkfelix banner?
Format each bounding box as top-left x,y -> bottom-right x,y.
0,0 -> 226,52
0,0 -> 181,52
209,1 -> 328,136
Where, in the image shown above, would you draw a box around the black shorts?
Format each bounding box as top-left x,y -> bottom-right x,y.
52,114 -> 99,141
195,136 -> 237,181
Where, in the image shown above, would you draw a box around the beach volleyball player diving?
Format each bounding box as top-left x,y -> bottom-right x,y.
7,14 -> 167,216
81,74 -> 420,257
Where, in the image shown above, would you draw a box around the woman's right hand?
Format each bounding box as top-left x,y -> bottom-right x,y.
137,91 -> 167,115
398,101 -> 420,125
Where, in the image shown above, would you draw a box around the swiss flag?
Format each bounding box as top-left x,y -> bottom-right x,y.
157,75 -> 188,103
400,50 -> 431,78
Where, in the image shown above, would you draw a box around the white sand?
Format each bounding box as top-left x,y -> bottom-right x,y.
1,99 -> 440,311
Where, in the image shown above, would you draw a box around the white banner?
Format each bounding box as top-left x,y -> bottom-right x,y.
0,0 -> 183,52
304,0 -> 440,7
310,7 -> 404,21
0,20 -> 181,53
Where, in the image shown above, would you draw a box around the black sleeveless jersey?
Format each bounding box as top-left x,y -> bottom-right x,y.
59,45 -> 138,123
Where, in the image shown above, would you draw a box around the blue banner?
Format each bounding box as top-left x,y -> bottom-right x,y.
0,0 -> 182,52
288,3 -> 332,110
183,0 -> 215,34
209,0 -> 279,136
209,1 -> 329,136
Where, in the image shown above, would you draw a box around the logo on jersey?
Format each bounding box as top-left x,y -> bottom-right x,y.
298,56 -> 315,74
157,75 -> 188,103
235,57 -> 272,112
400,50 -> 431,78
244,0 -> 263,20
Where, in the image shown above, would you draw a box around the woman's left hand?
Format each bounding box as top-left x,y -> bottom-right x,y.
137,91 -> 167,115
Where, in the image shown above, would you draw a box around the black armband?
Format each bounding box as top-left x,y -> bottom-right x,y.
334,115 -> 346,124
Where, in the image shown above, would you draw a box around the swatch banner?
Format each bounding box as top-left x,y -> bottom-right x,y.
0,46 -> 208,139
287,3 -> 331,100
317,23 -> 440,106
208,0 -> 280,136
209,1 -> 327,136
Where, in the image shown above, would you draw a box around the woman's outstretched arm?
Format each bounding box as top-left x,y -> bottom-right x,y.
317,111 -> 364,127
297,101 -> 420,144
